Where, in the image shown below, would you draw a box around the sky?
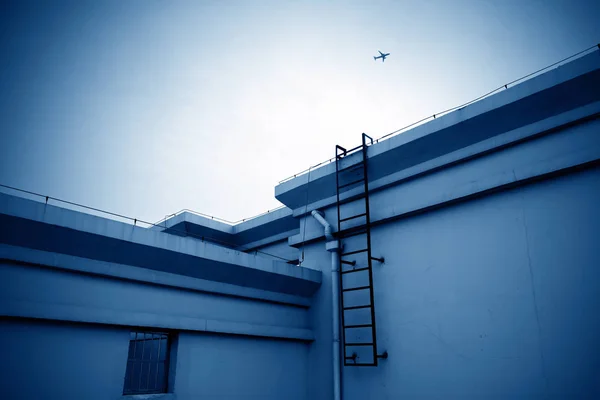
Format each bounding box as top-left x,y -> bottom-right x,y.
0,0 -> 599,224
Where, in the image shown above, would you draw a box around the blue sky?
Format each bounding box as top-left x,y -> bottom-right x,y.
1,0 -> 599,223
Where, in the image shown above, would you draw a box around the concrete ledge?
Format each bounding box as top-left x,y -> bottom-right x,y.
276,50 -> 600,211
0,299 -> 315,341
291,101 -> 600,218
156,207 -> 297,250
0,244 -> 311,307
0,194 -> 321,297
289,115 -> 600,246
366,49 -> 600,160
233,207 -> 293,232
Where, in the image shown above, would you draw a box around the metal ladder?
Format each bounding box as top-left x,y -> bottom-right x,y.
335,133 -> 387,366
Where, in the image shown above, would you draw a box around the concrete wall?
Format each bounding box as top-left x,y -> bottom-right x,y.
0,187 -> 320,400
295,164 -> 600,400
0,318 -> 311,400
301,164 -> 597,400
0,256 -> 314,399
285,81 -> 600,397
0,181 -> 316,399
0,192 -> 321,301
0,259 -> 312,340
0,318 -> 130,400
175,332 -> 308,400
338,165 -> 600,399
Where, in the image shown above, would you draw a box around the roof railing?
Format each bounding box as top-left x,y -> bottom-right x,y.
277,44 -> 599,184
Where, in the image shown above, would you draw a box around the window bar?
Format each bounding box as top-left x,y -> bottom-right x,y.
145,335 -> 154,391
130,332 -> 138,391
125,331 -> 169,394
161,337 -> 168,392
138,333 -> 146,391
154,335 -> 161,392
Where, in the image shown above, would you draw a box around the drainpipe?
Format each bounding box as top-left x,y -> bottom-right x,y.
310,210 -> 341,400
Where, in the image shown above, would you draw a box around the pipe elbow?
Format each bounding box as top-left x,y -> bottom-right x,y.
311,210 -> 334,241
324,224 -> 333,240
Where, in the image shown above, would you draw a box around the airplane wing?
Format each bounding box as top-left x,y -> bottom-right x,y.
379,50 -> 384,56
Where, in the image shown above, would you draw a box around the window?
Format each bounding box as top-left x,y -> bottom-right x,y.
123,331 -> 170,395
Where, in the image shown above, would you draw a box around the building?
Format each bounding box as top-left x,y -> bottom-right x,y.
1,49 -> 599,400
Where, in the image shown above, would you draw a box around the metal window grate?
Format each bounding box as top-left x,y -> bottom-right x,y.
123,331 -> 170,395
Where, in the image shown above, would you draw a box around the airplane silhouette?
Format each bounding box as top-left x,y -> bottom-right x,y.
374,50 -> 390,62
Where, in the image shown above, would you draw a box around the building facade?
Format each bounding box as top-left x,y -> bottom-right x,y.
1,50 -> 599,399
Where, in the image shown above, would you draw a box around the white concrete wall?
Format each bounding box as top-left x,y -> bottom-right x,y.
0,317 -> 311,400
0,259 -> 312,341
339,166 -> 600,399
288,107 -> 600,398
0,259 -> 315,399
0,318 -> 130,400
175,332 -> 309,400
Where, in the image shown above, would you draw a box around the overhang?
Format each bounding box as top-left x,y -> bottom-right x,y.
0,193 -> 321,301
275,50 -> 600,215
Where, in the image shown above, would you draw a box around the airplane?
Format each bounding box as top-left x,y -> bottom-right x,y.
374,50 -> 390,62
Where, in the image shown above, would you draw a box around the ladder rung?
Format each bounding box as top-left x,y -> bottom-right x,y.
338,228 -> 368,239
336,145 -> 363,159
341,248 -> 368,256
343,144 -> 364,155
339,213 -> 367,223
342,285 -> 370,293
345,342 -> 374,347
347,362 -> 376,366
341,260 -> 356,266
345,324 -> 373,329
341,266 -> 369,275
337,163 -> 363,173
338,178 -> 365,189
343,304 -> 371,311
